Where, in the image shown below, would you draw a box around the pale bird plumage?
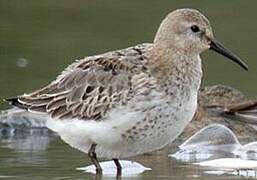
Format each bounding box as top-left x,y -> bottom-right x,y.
7,8 -> 247,173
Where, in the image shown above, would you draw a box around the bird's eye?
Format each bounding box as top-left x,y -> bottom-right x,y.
190,25 -> 200,33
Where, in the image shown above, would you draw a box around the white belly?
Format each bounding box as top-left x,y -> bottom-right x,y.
46,89 -> 198,159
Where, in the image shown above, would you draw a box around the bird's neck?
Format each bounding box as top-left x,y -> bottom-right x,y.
146,44 -> 203,94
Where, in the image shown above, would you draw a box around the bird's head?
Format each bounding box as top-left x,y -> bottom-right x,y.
154,8 -> 248,70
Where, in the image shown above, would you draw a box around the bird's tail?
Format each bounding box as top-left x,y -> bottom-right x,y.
1,98 -> 47,128
4,97 -> 29,110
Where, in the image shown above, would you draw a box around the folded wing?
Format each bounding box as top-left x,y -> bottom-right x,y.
7,43 -> 153,120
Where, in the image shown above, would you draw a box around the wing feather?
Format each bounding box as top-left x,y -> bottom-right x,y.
11,43 -> 152,120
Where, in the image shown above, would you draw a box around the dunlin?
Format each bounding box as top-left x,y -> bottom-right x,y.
6,9 -> 248,174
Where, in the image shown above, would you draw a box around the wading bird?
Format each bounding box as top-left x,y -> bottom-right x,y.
6,9 -> 248,174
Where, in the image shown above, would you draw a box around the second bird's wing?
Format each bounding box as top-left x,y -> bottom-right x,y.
224,100 -> 257,125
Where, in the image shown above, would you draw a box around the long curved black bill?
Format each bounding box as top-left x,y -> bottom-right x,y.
209,40 -> 248,71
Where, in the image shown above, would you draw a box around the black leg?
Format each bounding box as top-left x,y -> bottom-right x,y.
113,158 -> 122,176
88,144 -> 102,174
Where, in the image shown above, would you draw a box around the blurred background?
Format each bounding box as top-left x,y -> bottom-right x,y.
0,1 -> 257,179
0,0 -> 256,110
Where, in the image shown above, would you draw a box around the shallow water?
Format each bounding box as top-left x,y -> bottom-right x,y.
1,118 -> 257,179
0,129 -> 248,180
0,0 -> 257,179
